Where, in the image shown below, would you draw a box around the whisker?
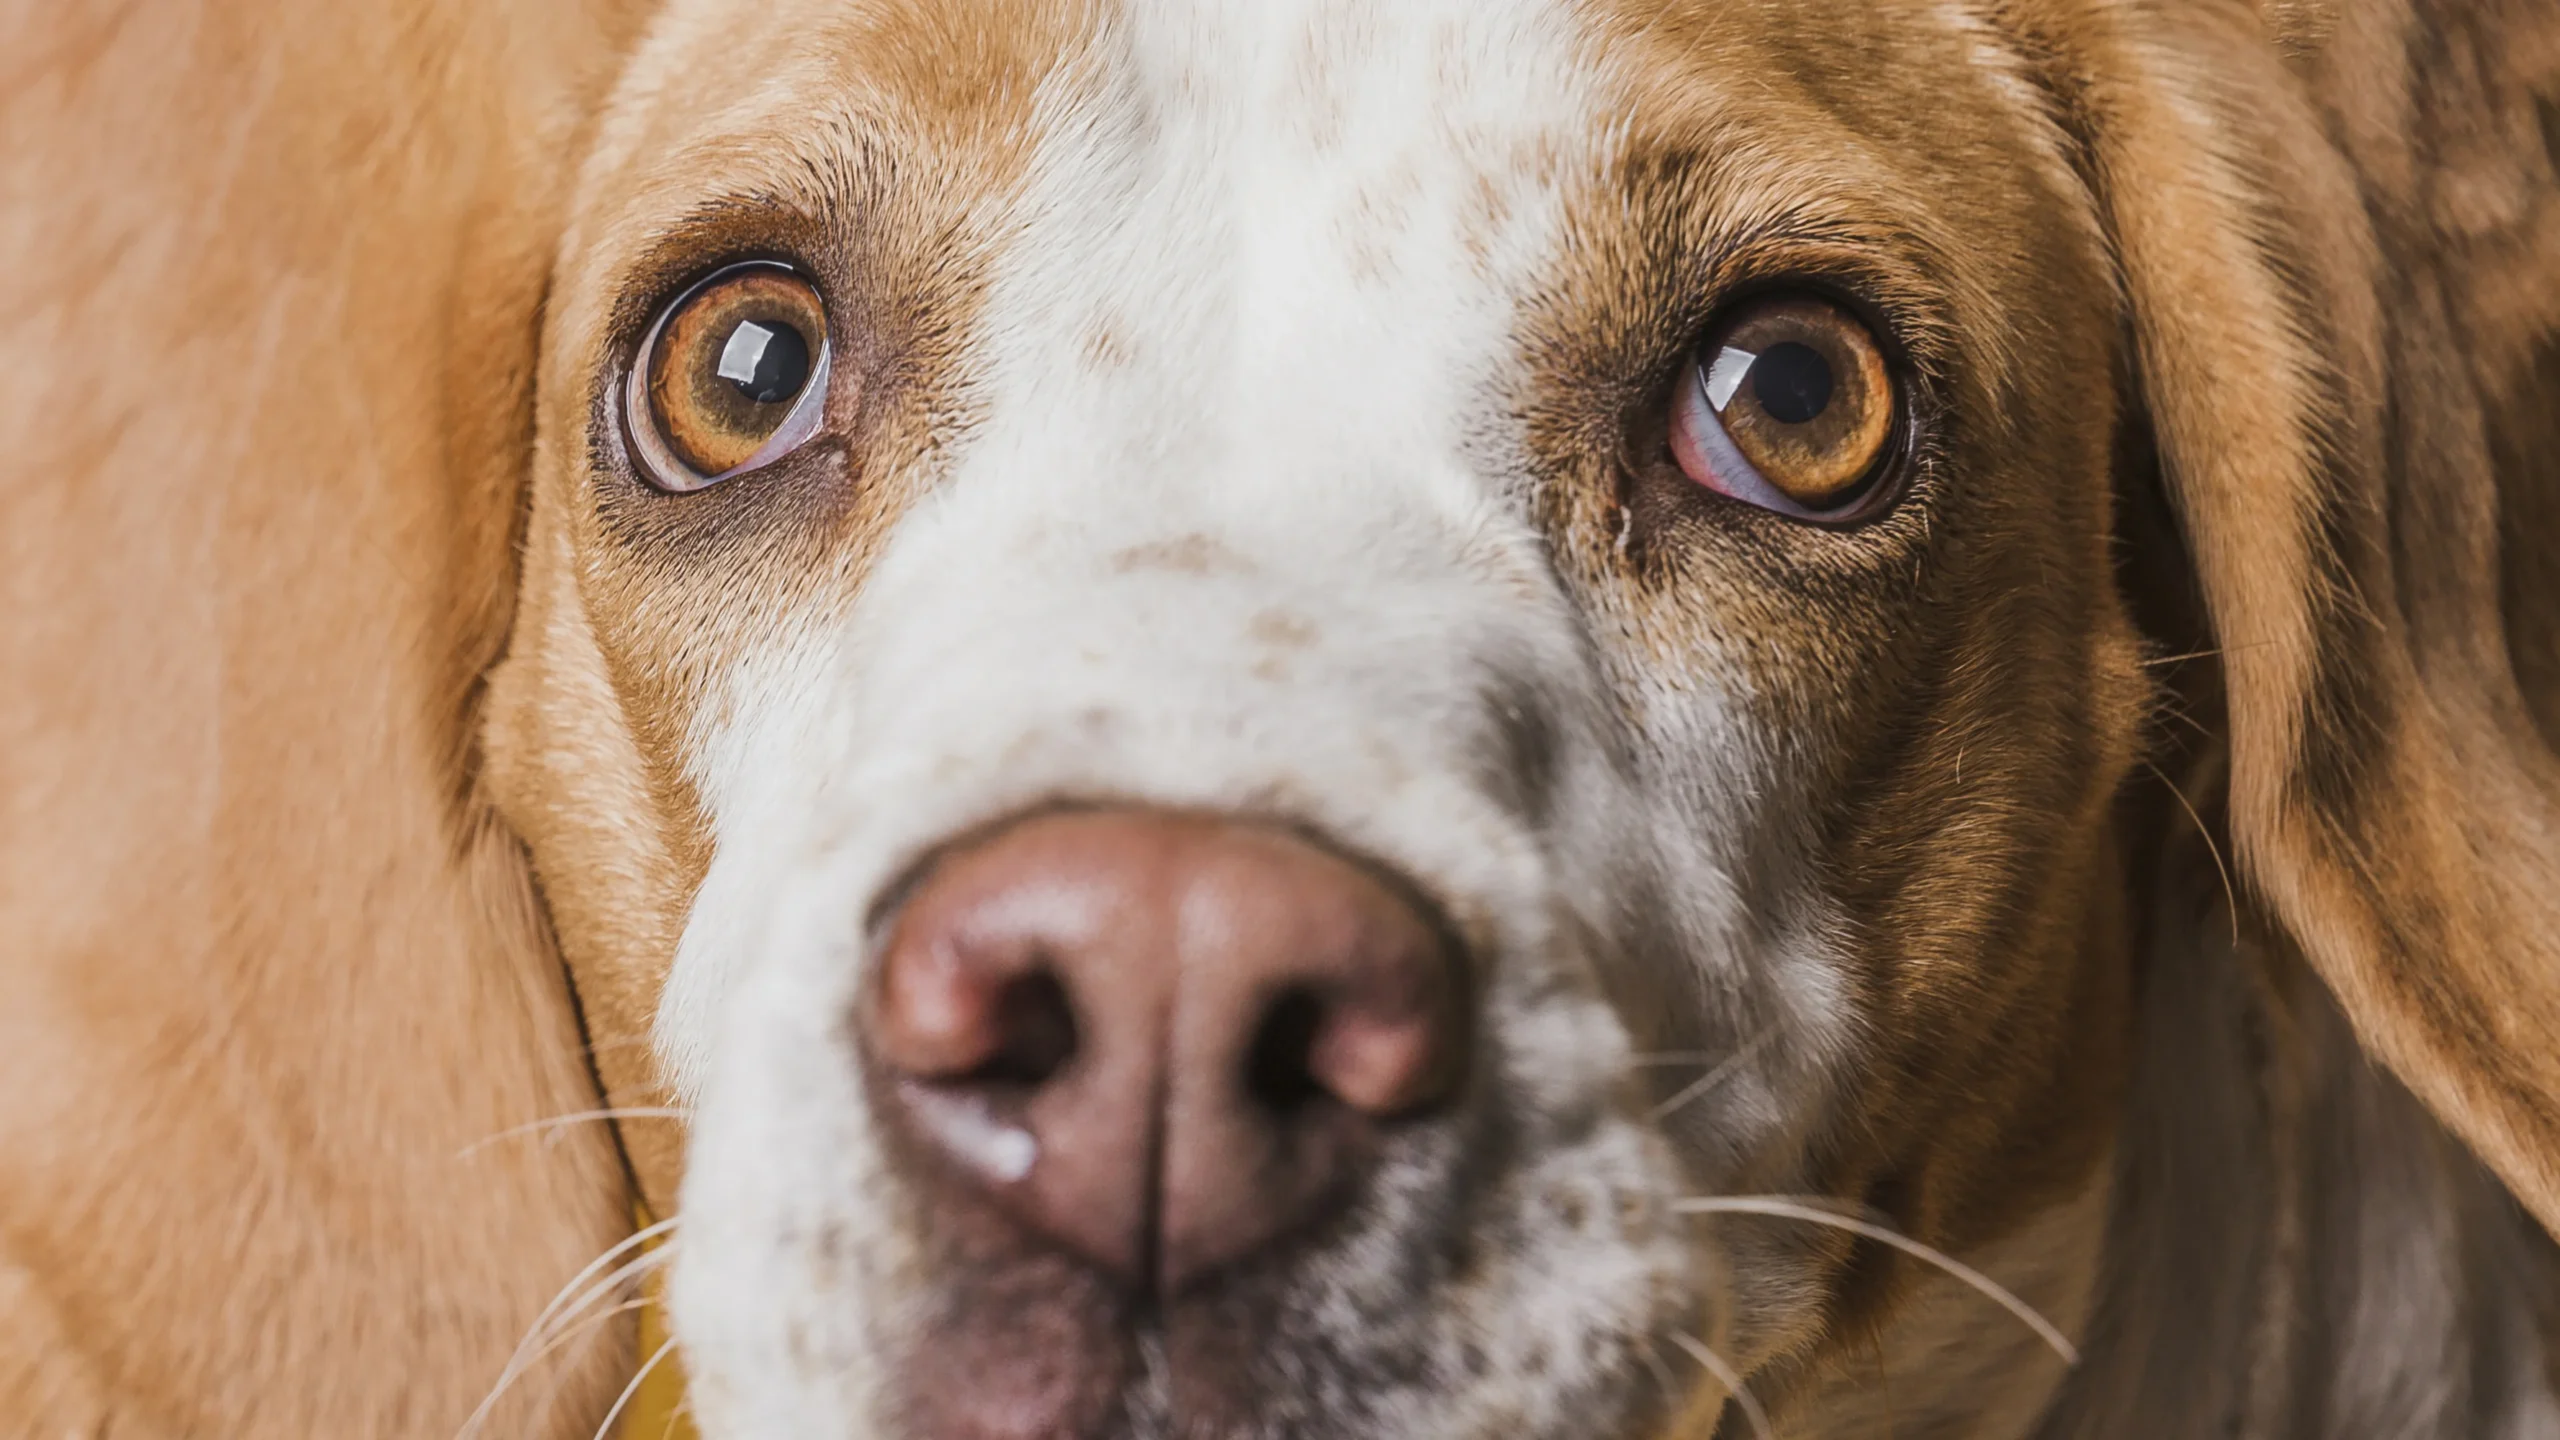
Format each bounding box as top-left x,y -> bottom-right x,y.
461,1220 -> 682,1440
2154,703 -> 2214,743
516,1297 -> 655,1401
460,1108 -> 693,1158
2136,637 -> 2278,670
1646,1034 -> 1771,1123
2137,647 -> 2224,669
509,1297 -> 659,1435
527,1246 -> 678,1371
464,1253 -> 673,1440
2141,758 -> 2240,946
1674,1196 -> 2078,1365
594,1338 -> 682,1440
1625,1050 -> 1728,1070
523,1218 -> 682,1355
1637,1338 -> 1683,1411
1670,1332 -> 1774,1440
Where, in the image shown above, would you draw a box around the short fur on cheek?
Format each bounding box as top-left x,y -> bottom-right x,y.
485,0 -> 2560,1437
1507,0 -> 2154,1393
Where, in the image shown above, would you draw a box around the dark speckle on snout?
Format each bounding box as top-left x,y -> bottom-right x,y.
1080,313 -> 1135,371
1477,668 -> 1562,828
1248,609 -> 1320,651
1249,609 -> 1321,681
1109,534 -> 1253,576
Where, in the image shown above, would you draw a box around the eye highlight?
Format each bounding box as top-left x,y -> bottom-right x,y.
625,262 -> 832,493
1669,294 -> 1897,521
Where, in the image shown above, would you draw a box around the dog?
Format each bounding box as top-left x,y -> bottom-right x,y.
7,0 -> 2559,1434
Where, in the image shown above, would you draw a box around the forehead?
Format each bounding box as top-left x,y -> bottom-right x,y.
567,0 -> 2072,351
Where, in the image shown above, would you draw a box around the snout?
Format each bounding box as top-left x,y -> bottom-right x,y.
861,807 -> 1469,1293
667,497 -> 1705,1437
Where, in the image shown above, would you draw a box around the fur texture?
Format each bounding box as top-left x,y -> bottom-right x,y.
6,0 -> 2557,1436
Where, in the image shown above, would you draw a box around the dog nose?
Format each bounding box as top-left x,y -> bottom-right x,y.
861,808 -> 1466,1291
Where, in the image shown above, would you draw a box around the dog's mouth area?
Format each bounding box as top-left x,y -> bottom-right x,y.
860,977 -> 1511,1439
876,1217 -> 1396,1440
673,801 -> 1723,1439
838,1044 -> 1706,1440
864,1201 -> 1692,1440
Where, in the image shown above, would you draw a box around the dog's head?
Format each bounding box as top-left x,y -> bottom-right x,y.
481,0 -> 2560,1433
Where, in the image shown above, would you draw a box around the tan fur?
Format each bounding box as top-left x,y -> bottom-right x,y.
6,0 -> 2557,1433
484,0 -> 1103,1209
2045,0 -> 2560,1236
1531,3 -> 2147,1397
0,2 -> 649,1434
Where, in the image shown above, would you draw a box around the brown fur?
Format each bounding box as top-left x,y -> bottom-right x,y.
0,2 -> 649,1433
1529,0 -> 2146,1384
484,0 -> 1102,1209
6,0 -> 2557,1434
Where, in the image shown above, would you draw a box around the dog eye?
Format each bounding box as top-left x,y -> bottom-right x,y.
1669,294 -> 1896,521
624,262 -> 832,493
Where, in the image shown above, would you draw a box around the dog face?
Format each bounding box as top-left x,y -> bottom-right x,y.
480,0 -> 2549,1433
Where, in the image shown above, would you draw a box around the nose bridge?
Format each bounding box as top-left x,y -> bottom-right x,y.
850,429 -> 1545,789
818,145 -> 1599,873
954,0 -> 1590,550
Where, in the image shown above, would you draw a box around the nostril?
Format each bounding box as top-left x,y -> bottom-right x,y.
973,969 -> 1079,1088
1247,963 -> 1467,1122
1244,988 -> 1329,1114
1300,948 -> 1467,1120
872,945 -> 1080,1091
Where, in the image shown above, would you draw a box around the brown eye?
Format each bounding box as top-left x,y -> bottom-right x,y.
625,263 -> 831,492
1669,294 -> 1897,519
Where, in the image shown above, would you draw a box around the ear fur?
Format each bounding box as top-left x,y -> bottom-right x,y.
1,1 -> 650,1432
2027,0 -> 2560,1232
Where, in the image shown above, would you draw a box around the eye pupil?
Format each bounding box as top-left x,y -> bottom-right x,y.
1749,341 -> 1833,425
716,319 -> 811,406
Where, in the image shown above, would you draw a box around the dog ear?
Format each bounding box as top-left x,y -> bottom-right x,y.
2052,1 -> 2560,1231
2,2 -> 652,1430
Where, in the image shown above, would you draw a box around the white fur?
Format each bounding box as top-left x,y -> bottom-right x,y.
649,0 -> 1805,1432
651,0 -> 1640,1100
609,0 -> 1878,1432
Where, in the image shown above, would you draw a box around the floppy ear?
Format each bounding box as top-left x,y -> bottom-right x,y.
2,2 -> 649,1432
2045,1 -> 2560,1231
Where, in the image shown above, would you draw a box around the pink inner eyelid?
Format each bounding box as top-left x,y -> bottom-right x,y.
1671,357 -> 1804,515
